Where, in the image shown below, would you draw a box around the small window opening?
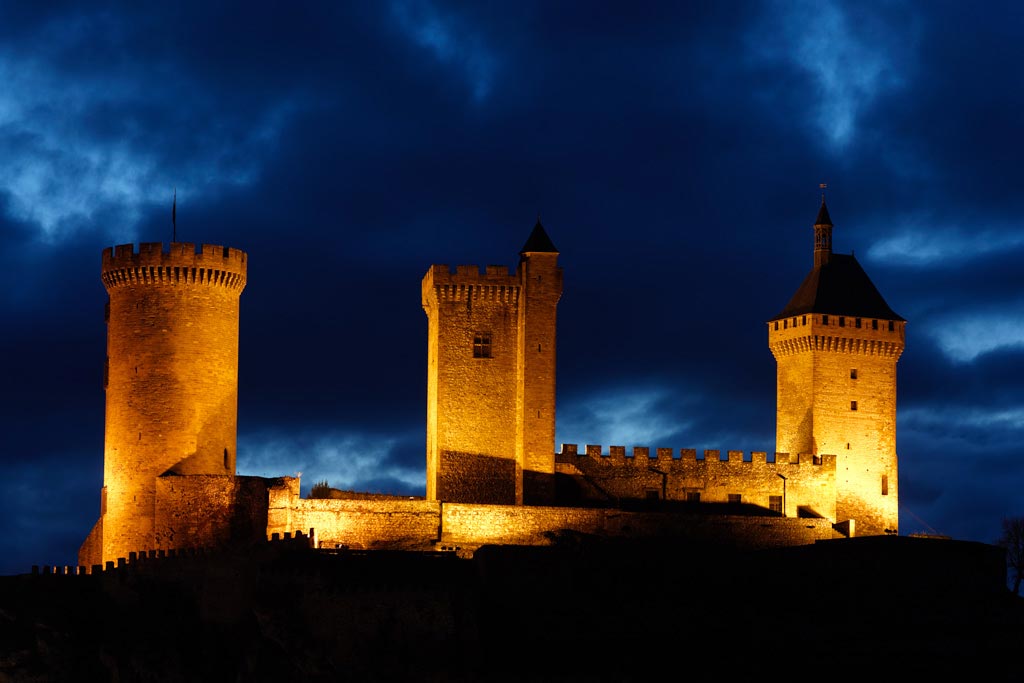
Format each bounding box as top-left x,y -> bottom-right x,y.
224,448 -> 229,469
851,369 -> 858,379
802,315 -> 807,325
851,400 -> 858,411
839,316 -> 846,327
784,319 -> 787,329
686,491 -> 701,503
774,321 -> 779,330
769,495 -> 782,514
812,454 -> 822,465
855,317 -> 862,328
473,333 -> 492,358
882,475 -> 889,496
872,319 -> 879,330
888,320 -> 895,331
822,315 -> 829,325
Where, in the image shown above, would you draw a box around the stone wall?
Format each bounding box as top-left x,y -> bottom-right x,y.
440,502 -> 837,550
153,475 -> 270,552
556,444 -> 837,522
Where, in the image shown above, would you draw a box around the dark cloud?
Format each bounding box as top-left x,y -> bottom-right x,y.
2,0 -> 1023,574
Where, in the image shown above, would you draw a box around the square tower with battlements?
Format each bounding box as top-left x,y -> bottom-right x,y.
422,220 -> 563,505
768,198 -> 904,536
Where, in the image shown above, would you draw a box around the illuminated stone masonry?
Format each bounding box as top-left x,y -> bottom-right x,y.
79,198 -> 904,571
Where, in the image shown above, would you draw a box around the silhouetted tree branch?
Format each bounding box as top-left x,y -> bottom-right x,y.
998,516 -> 1024,595
309,480 -> 332,499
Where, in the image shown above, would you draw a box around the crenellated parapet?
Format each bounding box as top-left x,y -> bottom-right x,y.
421,264 -> 521,305
556,443 -> 838,520
557,444 -> 835,470
101,242 -> 247,291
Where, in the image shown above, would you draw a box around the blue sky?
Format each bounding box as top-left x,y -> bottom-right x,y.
2,0 -> 1023,574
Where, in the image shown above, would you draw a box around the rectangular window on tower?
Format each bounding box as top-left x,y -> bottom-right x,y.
769,495 -> 782,514
882,475 -> 889,496
473,333 -> 492,358
851,369 -> 858,379
851,400 -> 858,411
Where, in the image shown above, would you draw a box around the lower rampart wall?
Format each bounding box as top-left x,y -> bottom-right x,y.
440,503 -> 837,550
289,499 -> 442,550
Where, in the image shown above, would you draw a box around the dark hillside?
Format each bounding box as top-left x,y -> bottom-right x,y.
1,535 -> 1020,681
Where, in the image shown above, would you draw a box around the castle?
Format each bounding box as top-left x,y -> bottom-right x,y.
78,196 -> 904,570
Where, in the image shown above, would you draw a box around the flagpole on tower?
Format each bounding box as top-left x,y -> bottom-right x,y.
172,188 -> 177,243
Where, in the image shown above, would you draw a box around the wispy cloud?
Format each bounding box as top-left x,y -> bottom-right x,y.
557,386 -> 696,450
390,0 -> 496,102
0,38 -> 299,243
867,222 -> 1024,267
238,428 -> 425,496
924,309 -> 1024,363
751,0 -> 913,149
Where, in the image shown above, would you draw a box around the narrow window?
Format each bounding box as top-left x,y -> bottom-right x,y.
728,493 -> 742,504
473,333 -> 492,358
851,400 -> 858,411
224,448 -> 230,469
783,319 -> 787,329
812,454 -> 823,465
839,316 -> 846,327
769,495 -> 782,514
802,315 -> 807,325
850,369 -> 858,380
686,491 -> 701,503
881,475 -> 889,496
822,314 -> 829,325
855,318 -> 862,328
792,317 -> 797,328
888,320 -> 895,332
872,319 -> 879,330
774,321 -> 779,331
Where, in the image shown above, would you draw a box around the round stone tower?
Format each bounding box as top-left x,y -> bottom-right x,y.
96,241 -> 247,564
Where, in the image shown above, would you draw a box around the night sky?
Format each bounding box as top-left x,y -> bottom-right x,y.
2,1 -> 1023,575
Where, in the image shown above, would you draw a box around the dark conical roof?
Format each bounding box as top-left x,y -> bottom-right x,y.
815,199 -> 833,226
520,219 -> 558,254
770,253 -> 904,321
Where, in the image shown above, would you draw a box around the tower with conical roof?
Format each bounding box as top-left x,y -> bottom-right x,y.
768,196 -> 904,536
422,220 -> 563,506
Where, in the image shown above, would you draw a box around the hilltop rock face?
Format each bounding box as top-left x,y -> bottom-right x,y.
2,536 -> 1022,681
